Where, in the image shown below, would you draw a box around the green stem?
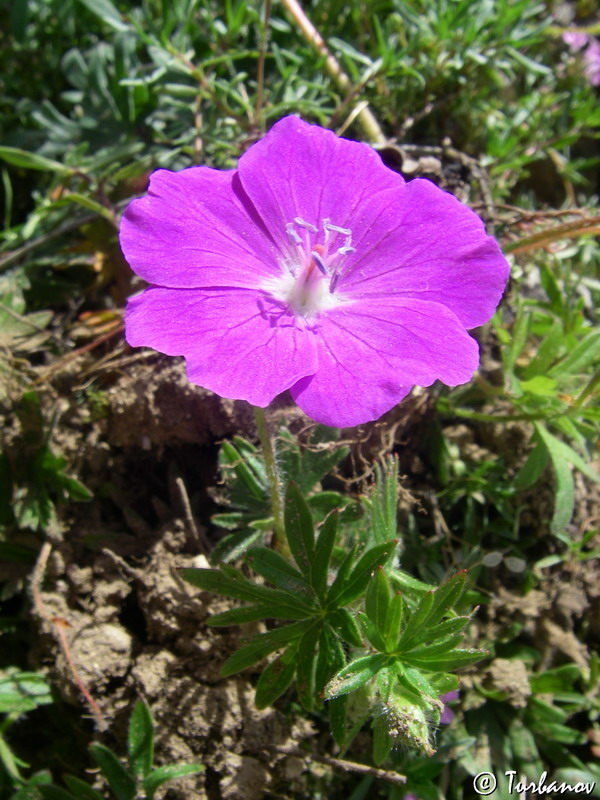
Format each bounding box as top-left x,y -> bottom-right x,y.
253,405 -> 286,551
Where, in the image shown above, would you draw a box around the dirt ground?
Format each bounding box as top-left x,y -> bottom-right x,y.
1,347 -> 597,799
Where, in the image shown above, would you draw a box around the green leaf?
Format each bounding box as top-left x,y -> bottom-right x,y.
76,0 -> 130,31
514,441 -> 549,491
207,603 -> 309,626
52,193 -> 115,223
329,540 -> 397,607
401,616 -> 471,652
536,423 -> 599,484
522,320 -> 563,378
37,787 -> 77,800
365,567 -> 391,633
426,572 -> 467,626
325,545 -> 356,604
329,608 -> 363,648
295,624 -> 322,710
398,667 -> 438,699
550,330 -> 600,377
370,456 -> 399,543
62,776 -> 105,800
220,620 -> 313,677
210,528 -> 263,562
357,611 -> 388,652
328,695 -> 349,748
315,627 -> 346,696
538,723 -> 586,745
127,700 -> 154,779
219,439 -> 267,504
246,547 -> 315,602
310,511 -> 338,599
384,592 -> 403,651
255,645 -> 298,709
530,664 -> 581,693
406,633 -> 465,657
284,482 -> 315,577
144,764 -> 204,800
180,567 -> 313,613
324,654 -> 388,699
0,670 -> 52,714
89,744 -> 136,800
396,591 -> 434,650
0,146 -> 72,175
403,648 -> 487,671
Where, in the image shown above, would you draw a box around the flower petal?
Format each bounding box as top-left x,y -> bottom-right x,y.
339,178 -> 510,329
120,168 -> 279,289
237,116 -> 405,250
125,287 -> 318,407
291,298 -> 479,427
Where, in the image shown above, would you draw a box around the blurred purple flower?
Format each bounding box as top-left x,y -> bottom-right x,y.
439,689 -> 460,725
563,32 -> 600,86
563,31 -> 589,51
583,39 -> 600,86
120,117 -> 509,427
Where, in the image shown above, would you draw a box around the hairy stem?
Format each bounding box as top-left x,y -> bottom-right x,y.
254,405 -> 286,550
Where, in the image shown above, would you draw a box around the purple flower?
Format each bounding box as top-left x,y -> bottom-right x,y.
120,117 -> 509,427
439,689 -> 460,725
583,38 -> 600,86
563,32 -> 600,86
563,31 -> 589,51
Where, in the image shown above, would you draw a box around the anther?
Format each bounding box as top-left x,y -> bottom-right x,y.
286,223 -> 302,246
325,222 -> 351,236
311,250 -> 328,275
294,217 -> 318,232
337,246 -> 356,255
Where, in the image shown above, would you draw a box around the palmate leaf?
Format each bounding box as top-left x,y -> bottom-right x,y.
368,456 -> 399,544
219,620 -> 314,677
328,539 -> 398,606
296,624 -> 323,710
180,565 -> 315,615
255,644 -> 299,709
402,648 -> 488,672
277,425 -> 350,495
400,616 -> 472,652
245,546 -> 316,602
284,481 -> 315,577
324,654 -> 389,699
365,566 -> 391,634
310,510 -> 338,599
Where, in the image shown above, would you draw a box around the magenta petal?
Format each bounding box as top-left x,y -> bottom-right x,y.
119,168 -> 279,289
237,116 -> 405,251
340,178 -> 509,329
291,298 -> 479,427
125,287 -> 318,407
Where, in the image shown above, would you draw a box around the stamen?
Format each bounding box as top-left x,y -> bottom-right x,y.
286,223 -> 302,246
337,246 -> 356,255
311,250 -> 328,275
325,222 -> 351,236
329,272 -> 340,293
294,217 -> 318,232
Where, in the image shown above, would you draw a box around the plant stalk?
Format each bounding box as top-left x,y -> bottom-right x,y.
280,0 -> 385,145
253,405 -> 286,551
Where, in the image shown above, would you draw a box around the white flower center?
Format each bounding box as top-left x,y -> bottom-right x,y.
262,218 -> 356,320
